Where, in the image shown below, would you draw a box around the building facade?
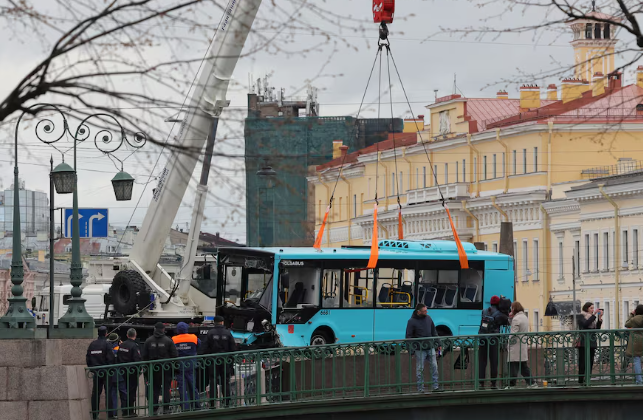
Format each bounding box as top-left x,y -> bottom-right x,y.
0,179 -> 49,237
309,10 -> 643,331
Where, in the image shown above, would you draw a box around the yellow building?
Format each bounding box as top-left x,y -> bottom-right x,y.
309,10 -> 643,331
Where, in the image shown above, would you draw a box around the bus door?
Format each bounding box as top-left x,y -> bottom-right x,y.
373,265 -> 415,342
334,268 -> 374,344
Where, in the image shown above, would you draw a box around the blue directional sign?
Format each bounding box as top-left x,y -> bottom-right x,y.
64,208 -> 109,238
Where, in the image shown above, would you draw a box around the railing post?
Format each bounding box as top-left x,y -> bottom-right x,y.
609,332 -> 616,385
584,332 -> 591,386
255,358 -> 262,406
363,344 -> 370,398
473,338 -> 479,390
395,343 -> 402,394
147,362 -> 154,415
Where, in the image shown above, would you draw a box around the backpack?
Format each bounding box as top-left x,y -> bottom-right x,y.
479,307 -> 501,334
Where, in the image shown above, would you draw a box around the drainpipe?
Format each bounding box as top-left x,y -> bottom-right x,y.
340,168 -> 352,245
466,134 -> 480,197
495,129 -> 509,194
547,122 -> 553,197
461,200 -> 479,242
599,184 -> 620,328
317,173 -> 332,247
491,196 -> 509,222
378,151 -> 390,209
540,204 -> 550,331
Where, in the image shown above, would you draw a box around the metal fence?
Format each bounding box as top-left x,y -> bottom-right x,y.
86,329 -> 643,418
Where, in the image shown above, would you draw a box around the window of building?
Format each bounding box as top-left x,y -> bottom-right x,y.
484,243 -> 488,251
360,193 -> 364,215
522,240 -> 529,281
353,194 -> 357,218
391,173 -> 396,196
456,161 -> 459,183
423,166 -> 427,188
623,230 -> 629,268
502,153 -> 506,177
594,233 -> 599,272
604,24 -> 610,39
604,301 -> 611,329
624,301 -> 630,327
604,231 -> 609,270
462,159 -> 466,182
533,239 -> 539,280
584,234 -> 590,272
338,197 -> 343,220
533,309 -> 540,332
444,164 -> 448,184
513,150 -> 517,175
399,171 -> 404,193
585,23 -> 592,39
634,229 -> 639,267
473,158 -> 477,182
533,147 -> 538,172
492,242 -> 498,253
483,156 -> 487,180
416,168 -> 419,190
523,149 -> 527,174
574,240 -> 580,278
594,22 -> 602,39
493,154 -> 497,179
434,165 -> 438,185
513,240 -> 518,267
558,241 -> 564,280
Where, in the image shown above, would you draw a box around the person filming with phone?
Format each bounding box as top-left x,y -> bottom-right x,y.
577,302 -> 603,385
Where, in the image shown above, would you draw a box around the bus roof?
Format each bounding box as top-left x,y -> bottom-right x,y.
219,240 -> 512,262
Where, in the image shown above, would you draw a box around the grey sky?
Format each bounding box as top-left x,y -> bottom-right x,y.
0,0 -> 633,244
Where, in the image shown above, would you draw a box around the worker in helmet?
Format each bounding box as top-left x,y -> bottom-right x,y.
172,322 -> 201,411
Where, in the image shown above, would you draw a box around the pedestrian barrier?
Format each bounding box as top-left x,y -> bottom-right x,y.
85,329 -> 643,418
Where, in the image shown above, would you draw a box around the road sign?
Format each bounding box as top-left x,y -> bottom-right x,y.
63,208 -> 109,238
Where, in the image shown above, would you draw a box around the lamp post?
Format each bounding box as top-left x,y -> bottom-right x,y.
256,163 -> 277,247
0,103 -> 145,339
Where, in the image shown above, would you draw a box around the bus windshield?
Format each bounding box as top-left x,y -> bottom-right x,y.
217,250 -> 274,307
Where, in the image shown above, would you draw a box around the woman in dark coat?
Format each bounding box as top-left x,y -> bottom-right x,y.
577,302 -> 603,385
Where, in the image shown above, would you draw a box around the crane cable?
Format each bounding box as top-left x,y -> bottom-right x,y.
386,46 -> 469,269
313,44 -> 383,251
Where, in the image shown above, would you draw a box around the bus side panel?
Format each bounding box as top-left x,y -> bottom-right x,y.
306,309 -> 374,345
373,309 -> 413,342
484,269 -> 514,305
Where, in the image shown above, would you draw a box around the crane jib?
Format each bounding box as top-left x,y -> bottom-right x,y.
221,0 -> 238,32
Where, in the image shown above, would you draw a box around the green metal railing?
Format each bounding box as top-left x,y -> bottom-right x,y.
86,329 -> 643,418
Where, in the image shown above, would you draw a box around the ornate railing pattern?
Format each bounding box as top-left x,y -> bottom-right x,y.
86,329 -> 643,418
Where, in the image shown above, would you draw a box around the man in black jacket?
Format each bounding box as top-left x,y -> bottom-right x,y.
117,328 -> 142,416
406,303 -> 441,392
204,316 -> 236,407
86,326 -> 116,419
478,295 -> 510,389
142,322 -> 178,414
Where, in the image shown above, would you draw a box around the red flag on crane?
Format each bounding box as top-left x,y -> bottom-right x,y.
444,203 -> 469,269
313,206 -> 330,250
367,204 -> 379,269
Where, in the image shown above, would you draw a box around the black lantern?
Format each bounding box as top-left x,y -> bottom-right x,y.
111,170 -> 135,201
256,165 -> 277,188
51,162 -> 76,194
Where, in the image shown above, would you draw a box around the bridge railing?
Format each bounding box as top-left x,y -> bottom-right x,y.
86,328 -> 643,418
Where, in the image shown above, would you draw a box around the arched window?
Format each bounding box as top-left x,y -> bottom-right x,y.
585,23 -> 593,39
594,23 -> 602,39
604,24 -> 610,39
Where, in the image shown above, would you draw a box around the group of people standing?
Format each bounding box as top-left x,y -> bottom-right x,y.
86,316 -> 236,419
406,296 -> 643,392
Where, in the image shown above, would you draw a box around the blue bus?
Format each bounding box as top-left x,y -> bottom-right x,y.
215,239 -> 514,348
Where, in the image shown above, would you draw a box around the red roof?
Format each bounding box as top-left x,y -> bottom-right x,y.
317,132 -> 417,171
466,98 -> 553,131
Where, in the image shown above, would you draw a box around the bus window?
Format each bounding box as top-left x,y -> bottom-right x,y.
418,262 -> 484,309
224,266 -> 243,305
247,273 -> 269,300
376,268 -> 413,308
280,266 -> 320,309
459,268 -> 483,309
321,270 -> 340,308
343,269 -> 373,308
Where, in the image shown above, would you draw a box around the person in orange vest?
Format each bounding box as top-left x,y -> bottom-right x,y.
172,322 -> 201,411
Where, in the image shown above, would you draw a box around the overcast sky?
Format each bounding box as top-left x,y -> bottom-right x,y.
0,0 -> 637,245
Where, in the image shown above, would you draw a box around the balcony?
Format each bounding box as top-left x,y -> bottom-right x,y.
406,183 -> 470,206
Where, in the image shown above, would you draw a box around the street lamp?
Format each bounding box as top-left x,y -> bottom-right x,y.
0,103 -> 146,339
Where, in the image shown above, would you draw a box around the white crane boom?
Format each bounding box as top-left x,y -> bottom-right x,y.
130,0 -> 261,274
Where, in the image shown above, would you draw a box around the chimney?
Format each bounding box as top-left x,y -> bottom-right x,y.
547,84 -> 558,101
561,78 -> 583,103
637,66 -> 643,89
519,85 -> 540,109
339,145 -> 349,157
496,90 -> 509,99
332,140 -> 343,159
608,71 -> 622,90
592,72 -> 605,97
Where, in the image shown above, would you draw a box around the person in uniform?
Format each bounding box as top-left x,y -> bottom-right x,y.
172,322 -> 201,411
117,328 -> 143,417
204,316 -> 236,407
142,322 -> 178,414
107,333 -> 123,418
86,326 -> 116,419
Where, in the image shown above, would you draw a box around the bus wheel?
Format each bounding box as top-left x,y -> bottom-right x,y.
310,329 -> 333,346
436,326 -> 453,355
